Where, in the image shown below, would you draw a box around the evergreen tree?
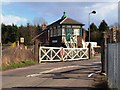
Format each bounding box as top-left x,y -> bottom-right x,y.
89,23 -> 101,45
2,23 -> 8,44
98,20 -> 109,32
11,24 -> 19,42
2,24 -> 19,44
90,23 -> 98,32
36,24 -> 42,34
97,20 -> 110,45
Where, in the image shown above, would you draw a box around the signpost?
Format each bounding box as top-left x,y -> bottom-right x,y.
112,28 -> 117,43
20,37 -> 24,49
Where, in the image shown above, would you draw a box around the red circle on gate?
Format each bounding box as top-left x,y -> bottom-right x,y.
60,48 -> 64,56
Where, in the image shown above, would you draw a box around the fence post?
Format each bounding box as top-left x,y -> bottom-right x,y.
60,47 -> 64,61
101,32 -> 108,73
34,39 -> 40,63
39,47 -> 41,63
88,43 -> 92,59
105,43 -> 108,76
51,48 -> 52,61
101,40 -> 105,73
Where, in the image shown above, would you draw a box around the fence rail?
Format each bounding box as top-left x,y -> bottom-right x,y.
39,47 -> 88,63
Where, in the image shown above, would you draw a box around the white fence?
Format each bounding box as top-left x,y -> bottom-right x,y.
39,47 -> 88,63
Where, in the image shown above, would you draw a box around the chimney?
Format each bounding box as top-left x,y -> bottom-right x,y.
41,23 -> 47,30
61,11 -> 67,19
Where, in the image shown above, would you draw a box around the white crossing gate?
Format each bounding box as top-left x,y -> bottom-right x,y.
39,46 -> 88,63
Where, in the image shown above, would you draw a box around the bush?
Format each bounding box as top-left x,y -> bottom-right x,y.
1,60 -> 35,70
2,46 -> 34,66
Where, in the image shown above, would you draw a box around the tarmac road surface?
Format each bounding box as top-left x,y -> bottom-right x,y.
2,56 -> 105,90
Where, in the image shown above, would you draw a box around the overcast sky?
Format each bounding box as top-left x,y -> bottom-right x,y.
1,1 -> 119,29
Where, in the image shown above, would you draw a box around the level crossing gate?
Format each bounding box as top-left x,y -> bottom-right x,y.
39,46 -> 88,63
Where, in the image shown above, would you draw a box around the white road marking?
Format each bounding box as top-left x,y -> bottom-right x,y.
26,65 -> 79,77
93,62 -> 101,64
88,73 -> 94,78
88,71 -> 101,78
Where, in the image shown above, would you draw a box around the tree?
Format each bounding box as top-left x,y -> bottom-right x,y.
18,23 -> 41,45
11,24 -> 19,42
2,23 -> 19,44
90,23 -> 98,32
2,17 -> 47,45
33,17 -> 47,26
97,20 -> 110,45
98,20 -> 109,32
88,23 -> 101,45
91,31 -> 101,45
36,24 -> 42,34
2,23 -> 8,44
18,24 -> 31,45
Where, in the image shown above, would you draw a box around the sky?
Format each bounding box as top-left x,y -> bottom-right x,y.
1,1 -> 119,30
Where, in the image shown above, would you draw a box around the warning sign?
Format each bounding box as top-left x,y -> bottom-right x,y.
60,48 -> 65,56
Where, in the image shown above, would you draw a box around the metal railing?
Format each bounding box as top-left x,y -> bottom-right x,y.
39,46 -> 88,63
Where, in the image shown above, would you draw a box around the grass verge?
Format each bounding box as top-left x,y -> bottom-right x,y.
1,60 -> 36,71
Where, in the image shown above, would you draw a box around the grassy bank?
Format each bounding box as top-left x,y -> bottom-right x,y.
1,60 -> 36,71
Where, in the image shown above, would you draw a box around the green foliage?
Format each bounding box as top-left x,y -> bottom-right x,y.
88,20 -> 110,46
98,20 -> 109,32
90,23 -> 98,32
2,23 -> 42,45
2,23 -> 19,44
98,20 -> 109,45
1,60 -> 36,71
89,23 -> 101,45
90,23 -> 99,41
36,24 -> 42,34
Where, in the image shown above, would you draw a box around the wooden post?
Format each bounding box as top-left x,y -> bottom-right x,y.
34,39 -> 40,63
101,32 -> 108,73
101,38 -> 105,73
88,43 -> 92,59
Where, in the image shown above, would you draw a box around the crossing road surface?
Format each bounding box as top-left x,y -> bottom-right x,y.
2,56 -> 103,90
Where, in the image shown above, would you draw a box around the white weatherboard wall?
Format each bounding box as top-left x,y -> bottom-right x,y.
74,29 -> 79,35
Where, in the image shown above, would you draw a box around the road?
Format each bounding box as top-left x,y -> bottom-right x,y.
2,56 -> 103,90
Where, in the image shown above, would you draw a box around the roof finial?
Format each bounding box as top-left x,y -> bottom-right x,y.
61,11 -> 67,19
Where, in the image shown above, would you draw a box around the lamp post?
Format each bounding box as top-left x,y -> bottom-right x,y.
88,11 -> 96,43
88,11 -> 96,59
